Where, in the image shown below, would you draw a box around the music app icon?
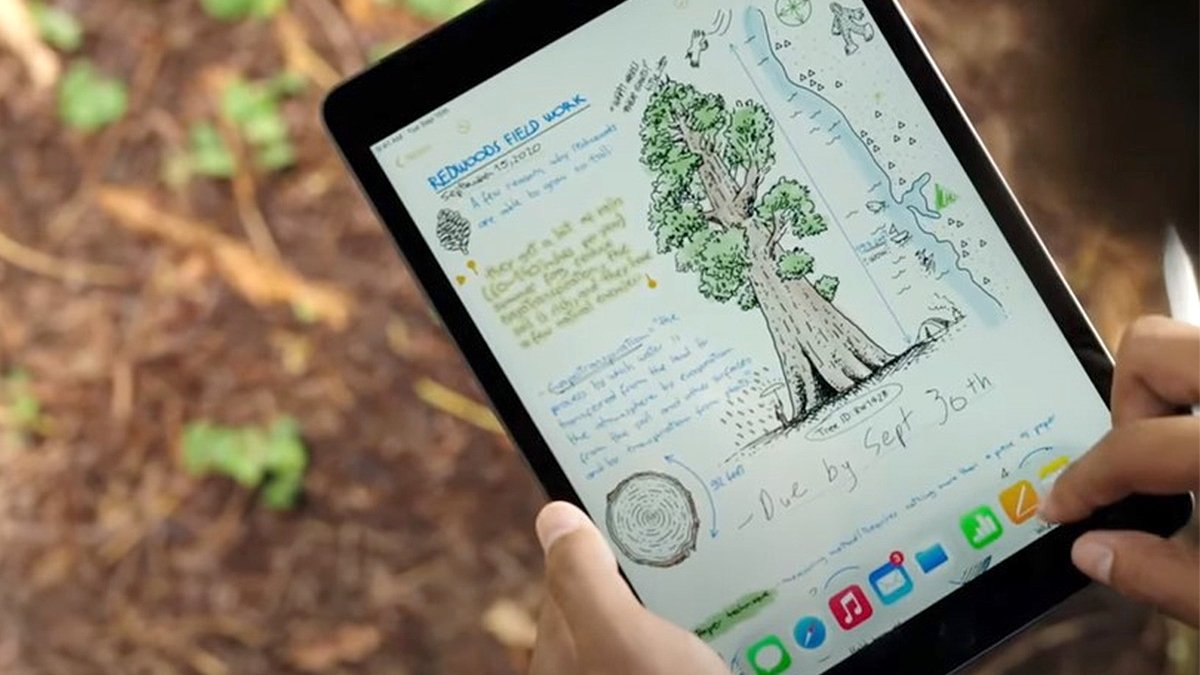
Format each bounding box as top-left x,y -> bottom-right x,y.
828,584 -> 873,631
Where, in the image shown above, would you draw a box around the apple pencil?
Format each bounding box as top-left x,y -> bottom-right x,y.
1161,224 -> 1200,414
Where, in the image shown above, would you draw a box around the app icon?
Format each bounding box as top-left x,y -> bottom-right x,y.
746,634 -> 792,674
961,506 -> 1004,549
999,479 -> 1040,524
828,584 -> 873,631
793,616 -> 827,650
915,543 -> 949,574
868,552 -> 914,605
1039,455 -> 1070,484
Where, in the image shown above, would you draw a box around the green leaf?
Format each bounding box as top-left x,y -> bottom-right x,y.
58,61 -> 127,133
777,248 -> 814,280
220,80 -> 266,124
219,77 -> 297,174
200,0 -> 254,20
31,2 -> 83,52
188,122 -> 236,177
814,274 -> 840,302
404,0 -> 479,20
267,71 -> 307,97
182,417 -> 308,509
292,301 -> 318,324
242,110 -> 288,145
256,140 -> 296,171
5,370 -> 41,430
200,0 -> 285,20
368,41 -> 405,63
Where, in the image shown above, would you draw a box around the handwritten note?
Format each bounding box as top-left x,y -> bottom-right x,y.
546,314 -> 758,481
440,123 -> 620,230
481,198 -> 651,347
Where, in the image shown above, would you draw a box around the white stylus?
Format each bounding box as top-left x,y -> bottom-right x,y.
1161,225 -> 1200,414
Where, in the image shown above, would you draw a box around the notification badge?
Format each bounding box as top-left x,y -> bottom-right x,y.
828,584 -> 874,631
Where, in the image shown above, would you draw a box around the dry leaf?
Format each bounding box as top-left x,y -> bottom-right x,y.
96,186 -> 353,330
0,0 -> 59,90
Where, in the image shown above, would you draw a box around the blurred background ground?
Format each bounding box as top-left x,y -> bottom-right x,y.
0,0 -> 1195,673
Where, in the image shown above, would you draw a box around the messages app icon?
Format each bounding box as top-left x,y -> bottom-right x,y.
746,634 -> 792,674
961,505 -> 1004,549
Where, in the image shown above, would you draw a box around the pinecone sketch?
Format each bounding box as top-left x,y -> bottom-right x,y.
436,209 -> 471,254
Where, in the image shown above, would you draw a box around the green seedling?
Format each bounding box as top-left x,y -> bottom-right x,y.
182,416 -> 308,509
58,60 -> 127,133
31,2 -> 83,52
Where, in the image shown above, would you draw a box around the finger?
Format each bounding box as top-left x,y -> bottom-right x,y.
536,502 -> 643,642
1112,316 -> 1200,425
529,599 -> 577,675
1072,530 -> 1200,627
1040,416 -> 1200,523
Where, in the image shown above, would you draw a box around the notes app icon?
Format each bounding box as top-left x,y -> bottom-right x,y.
999,480 -> 1039,525
828,584 -> 873,631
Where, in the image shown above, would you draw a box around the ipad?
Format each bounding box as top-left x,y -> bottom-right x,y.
324,1 -> 1193,672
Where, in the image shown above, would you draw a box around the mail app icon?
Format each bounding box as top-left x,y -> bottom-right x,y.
868,559 -> 914,605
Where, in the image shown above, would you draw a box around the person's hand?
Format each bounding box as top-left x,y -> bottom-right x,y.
529,501 -> 730,675
1040,316 -> 1199,627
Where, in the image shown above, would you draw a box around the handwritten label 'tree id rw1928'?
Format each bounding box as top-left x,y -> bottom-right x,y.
481,198 -> 651,347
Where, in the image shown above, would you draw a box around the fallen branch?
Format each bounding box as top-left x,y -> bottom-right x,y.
96,186 -> 353,330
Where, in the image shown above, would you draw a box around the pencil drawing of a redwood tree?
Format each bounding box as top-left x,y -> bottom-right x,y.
640,78 -> 893,421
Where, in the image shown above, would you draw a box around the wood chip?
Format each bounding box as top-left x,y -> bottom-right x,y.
413,377 -> 504,436
0,0 -> 59,91
287,624 -> 382,672
481,598 -> 537,651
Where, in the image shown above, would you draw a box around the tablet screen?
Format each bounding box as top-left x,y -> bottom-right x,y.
371,1 -> 1109,671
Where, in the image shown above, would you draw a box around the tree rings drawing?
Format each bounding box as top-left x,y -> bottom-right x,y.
606,471 -> 700,567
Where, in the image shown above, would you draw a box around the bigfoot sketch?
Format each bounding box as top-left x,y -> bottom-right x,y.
640,79 -> 894,422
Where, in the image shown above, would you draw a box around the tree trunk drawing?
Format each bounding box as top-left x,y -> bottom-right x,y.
641,78 -> 895,422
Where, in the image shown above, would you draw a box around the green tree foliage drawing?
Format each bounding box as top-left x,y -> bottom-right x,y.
640,78 -> 893,420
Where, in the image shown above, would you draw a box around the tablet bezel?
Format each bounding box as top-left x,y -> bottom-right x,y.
323,1 -> 1193,672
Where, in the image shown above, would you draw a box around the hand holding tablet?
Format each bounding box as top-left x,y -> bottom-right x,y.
323,0 -> 1193,671
1041,316 -> 1200,626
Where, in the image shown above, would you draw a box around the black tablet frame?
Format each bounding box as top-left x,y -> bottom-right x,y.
323,1 -> 1193,672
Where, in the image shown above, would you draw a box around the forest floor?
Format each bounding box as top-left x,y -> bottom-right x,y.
0,0 -> 1195,674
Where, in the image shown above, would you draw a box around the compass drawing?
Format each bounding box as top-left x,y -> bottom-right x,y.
774,0 -> 812,26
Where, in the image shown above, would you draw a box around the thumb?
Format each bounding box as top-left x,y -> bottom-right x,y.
1071,530 -> 1200,626
536,502 -> 642,636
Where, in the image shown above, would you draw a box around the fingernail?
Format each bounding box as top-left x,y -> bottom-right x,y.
1072,539 -> 1115,584
535,502 -> 589,554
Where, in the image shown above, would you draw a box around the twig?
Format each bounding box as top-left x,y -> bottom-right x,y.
48,41 -> 166,244
0,225 -> 131,287
300,0 -> 366,75
202,67 -> 283,262
230,148 -> 283,262
274,10 -> 343,91
96,186 -> 353,330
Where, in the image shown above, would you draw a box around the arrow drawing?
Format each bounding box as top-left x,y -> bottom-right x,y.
666,454 -> 719,538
